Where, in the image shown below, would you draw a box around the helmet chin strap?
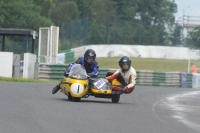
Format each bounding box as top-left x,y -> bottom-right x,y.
122,69 -> 127,73
122,66 -> 130,73
85,58 -> 93,64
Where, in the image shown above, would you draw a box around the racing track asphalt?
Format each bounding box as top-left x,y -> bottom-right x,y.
0,82 -> 200,133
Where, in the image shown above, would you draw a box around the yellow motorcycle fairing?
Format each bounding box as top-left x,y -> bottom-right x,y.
90,78 -> 120,95
60,77 -> 88,98
91,87 -> 112,94
112,79 -> 122,86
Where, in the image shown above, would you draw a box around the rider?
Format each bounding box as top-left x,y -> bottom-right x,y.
106,56 -> 137,94
65,49 -> 99,78
52,49 -> 99,94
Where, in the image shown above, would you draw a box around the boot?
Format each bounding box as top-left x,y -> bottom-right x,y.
52,84 -> 60,94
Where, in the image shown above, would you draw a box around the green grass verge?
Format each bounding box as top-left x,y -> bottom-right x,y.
0,76 -> 57,83
97,57 -> 200,72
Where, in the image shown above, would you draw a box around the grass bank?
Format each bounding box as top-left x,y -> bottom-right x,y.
97,57 -> 200,72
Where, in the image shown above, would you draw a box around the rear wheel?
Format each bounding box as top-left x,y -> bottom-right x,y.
111,94 -> 120,103
52,85 -> 60,94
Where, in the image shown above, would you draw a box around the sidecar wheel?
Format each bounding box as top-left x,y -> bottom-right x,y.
111,94 -> 120,103
52,85 -> 60,94
73,97 -> 81,102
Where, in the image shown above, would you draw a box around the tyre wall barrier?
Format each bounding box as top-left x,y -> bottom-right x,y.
38,64 -> 109,81
57,50 -> 74,64
38,64 -> 193,88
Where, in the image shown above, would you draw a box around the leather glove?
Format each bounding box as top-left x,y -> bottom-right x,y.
122,86 -> 128,92
87,75 -> 91,79
64,72 -> 69,77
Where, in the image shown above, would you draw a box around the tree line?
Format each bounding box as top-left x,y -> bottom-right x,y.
0,0 -> 198,49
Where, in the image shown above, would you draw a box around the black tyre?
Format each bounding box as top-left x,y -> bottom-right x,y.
52,85 -> 60,94
68,93 -> 72,100
111,94 -> 120,103
72,97 -> 81,102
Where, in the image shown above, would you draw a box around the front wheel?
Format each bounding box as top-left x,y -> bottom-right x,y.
111,94 -> 120,103
72,97 -> 81,102
68,93 -> 72,100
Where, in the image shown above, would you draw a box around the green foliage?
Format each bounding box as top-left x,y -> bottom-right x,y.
50,1 -> 80,26
55,0 -> 179,46
187,27 -> 200,49
0,0 -> 52,30
135,0 -> 177,45
112,0 -> 137,21
170,24 -> 183,46
0,0 -> 181,52
88,19 -> 106,44
33,0 -> 54,18
75,0 -> 92,18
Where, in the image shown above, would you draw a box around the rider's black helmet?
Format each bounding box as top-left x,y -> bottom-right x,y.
118,56 -> 132,72
84,49 -> 96,64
